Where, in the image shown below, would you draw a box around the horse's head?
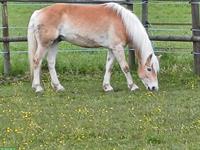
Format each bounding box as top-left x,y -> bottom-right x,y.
138,53 -> 160,91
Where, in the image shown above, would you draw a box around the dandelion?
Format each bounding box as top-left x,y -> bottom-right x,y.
157,108 -> 161,112
21,111 -> 32,119
152,126 -> 159,130
6,127 -> 12,133
23,142 -> 28,146
192,84 -> 194,89
2,138 -> 6,144
14,128 -> 20,133
154,106 -> 162,113
78,108 -> 82,113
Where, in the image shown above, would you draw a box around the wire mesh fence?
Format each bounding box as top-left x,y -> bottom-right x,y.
0,0 -> 199,74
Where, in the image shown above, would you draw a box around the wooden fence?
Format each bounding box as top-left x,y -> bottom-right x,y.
1,0 -> 200,75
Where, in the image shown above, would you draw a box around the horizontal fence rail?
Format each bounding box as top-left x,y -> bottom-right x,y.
1,35 -> 200,43
2,0 -> 199,5
0,48 -> 194,55
150,22 -> 191,26
150,35 -> 200,42
0,0 -> 132,4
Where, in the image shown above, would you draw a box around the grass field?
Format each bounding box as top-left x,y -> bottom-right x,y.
1,1 -> 200,150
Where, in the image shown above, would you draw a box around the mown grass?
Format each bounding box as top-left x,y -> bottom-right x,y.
1,68 -> 200,149
1,1 -> 200,150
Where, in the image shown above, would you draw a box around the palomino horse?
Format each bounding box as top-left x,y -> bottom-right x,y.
28,3 -> 160,93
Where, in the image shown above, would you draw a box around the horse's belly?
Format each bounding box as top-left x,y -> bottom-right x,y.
63,34 -> 102,48
59,24 -> 109,48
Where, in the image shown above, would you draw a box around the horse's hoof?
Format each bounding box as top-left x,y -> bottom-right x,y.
103,84 -> 114,92
32,84 -> 44,93
35,86 -> 44,93
104,88 -> 114,92
51,83 -> 65,92
56,85 -> 65,92
130,84 -> 139,91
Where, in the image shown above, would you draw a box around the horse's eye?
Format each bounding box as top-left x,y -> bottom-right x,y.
147,67 -> 152,72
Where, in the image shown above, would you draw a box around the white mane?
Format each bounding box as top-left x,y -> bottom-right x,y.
152,54 -> 160,72
106,3 -> 159,72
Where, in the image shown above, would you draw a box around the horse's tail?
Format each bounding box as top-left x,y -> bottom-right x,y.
106,3 -> 150,50
27,10 -> 39,78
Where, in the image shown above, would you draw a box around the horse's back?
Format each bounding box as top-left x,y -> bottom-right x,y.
31,3 -> 128,48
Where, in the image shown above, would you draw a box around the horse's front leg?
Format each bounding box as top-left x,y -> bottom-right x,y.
103,50 -> 115,92
112,45 -> 139,91
47,44 -> 65,92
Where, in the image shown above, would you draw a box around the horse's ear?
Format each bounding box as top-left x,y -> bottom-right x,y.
157,55 -> 162,62
145,53 -> 153,65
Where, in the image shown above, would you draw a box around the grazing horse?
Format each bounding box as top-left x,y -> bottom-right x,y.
28,3 -> 160,93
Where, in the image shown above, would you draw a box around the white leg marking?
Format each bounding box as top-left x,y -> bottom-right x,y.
47,44 -> 65,92
32,45 -> 46,93
112,45 -> 139,91
103,50 -> 115,92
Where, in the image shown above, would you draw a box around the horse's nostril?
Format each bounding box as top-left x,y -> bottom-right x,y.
148,86 -> 156,91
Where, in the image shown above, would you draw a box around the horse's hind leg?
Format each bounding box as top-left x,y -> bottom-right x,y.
32,45 -> 47,93
47,44 -> 65,92
103,50 -> 115,91
112,45 -> 139,91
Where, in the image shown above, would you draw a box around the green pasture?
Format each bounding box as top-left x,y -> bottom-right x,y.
1,1 -> 200,150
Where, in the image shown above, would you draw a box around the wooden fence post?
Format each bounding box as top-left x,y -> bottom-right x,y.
126,0 -> 135,70
2,0 -> 10,75
191,0 -> 200,75
142,0 -> 148,30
